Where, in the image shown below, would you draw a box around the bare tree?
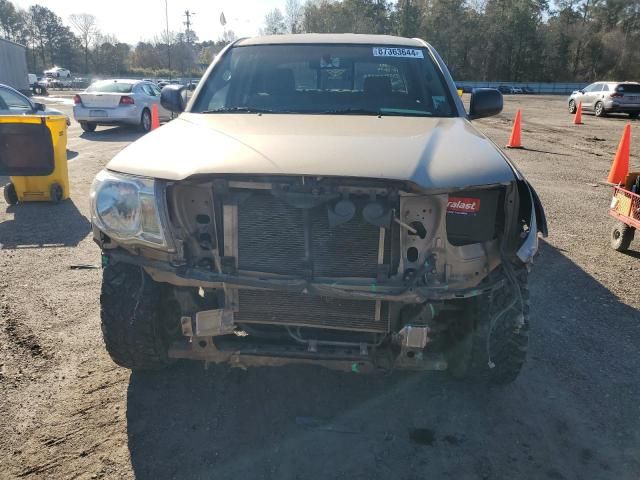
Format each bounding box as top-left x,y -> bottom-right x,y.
69,13 -> 97,74
285,0 -> 304,34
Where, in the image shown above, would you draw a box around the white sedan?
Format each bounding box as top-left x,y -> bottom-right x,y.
73,79 -> 171,133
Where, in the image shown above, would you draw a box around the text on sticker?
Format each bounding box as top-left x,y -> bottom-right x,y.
372,47 -> 424,59
447,197 -> 481,214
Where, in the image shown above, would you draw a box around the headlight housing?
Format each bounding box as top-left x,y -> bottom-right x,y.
90,170 -> 168,248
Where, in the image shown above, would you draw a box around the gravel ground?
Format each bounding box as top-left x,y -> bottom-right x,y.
1,95 -> 639,480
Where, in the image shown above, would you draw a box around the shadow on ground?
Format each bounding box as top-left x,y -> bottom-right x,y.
126,241 -> 640,480
0,199 -> 90,248
80,126 -> 145,142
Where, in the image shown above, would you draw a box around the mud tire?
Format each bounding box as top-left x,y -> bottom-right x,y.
448,266 -> 529,385
100,262 -> 173,370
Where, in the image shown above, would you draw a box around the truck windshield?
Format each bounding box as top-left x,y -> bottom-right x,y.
192,44 -> 456,117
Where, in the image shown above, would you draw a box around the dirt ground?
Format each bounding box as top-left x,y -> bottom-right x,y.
1,95 -> 639,480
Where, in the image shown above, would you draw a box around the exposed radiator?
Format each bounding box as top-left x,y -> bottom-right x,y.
237,192 -> 384,278
233,191 -> 392,332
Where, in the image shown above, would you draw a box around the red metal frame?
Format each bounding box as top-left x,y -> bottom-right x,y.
609,186 -> 640,229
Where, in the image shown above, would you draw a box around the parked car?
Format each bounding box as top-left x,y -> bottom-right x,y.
511,87 -> 523,94
497,85 -> 514,94
44,66 -> 71,79
0,83 -> 69,125
27,73 -> 45,95
91,34 -> 546,384
522,86 -> 535,94
568,81 -> 640,118
73,79 -> 171,133
186,78 -> 201,91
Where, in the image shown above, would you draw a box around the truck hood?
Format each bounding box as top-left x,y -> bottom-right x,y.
106,113 -> 516,190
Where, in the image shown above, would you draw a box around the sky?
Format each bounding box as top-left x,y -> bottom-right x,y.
11,0 -> 285,44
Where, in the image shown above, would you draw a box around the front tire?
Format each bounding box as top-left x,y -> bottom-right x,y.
611,222 -> 634,252
80,121 -> 96,132
447,266 -> 529,385
594,101 -> 606,117
100,262 -> 173,370
568,99 -> 577,114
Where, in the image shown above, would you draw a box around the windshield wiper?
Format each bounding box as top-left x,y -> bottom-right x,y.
201,106 -> 276,114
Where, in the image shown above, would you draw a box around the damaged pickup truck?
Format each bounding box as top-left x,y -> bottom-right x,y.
91,34 -> 547,384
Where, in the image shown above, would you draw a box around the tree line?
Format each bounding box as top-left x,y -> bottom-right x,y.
0,0 -> 234,77
1,0 -> 639,81
265,0 -> 640,82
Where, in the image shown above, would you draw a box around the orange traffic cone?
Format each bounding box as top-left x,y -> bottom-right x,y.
506,109 -> 523,149
607,124 -> 631,184
151,104 -> 160,130
573,102 -> 583,125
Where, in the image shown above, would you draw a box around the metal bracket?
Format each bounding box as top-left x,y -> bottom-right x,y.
398,325 -> 430,349
180,316 -> 194,337
194,309 -> 235,337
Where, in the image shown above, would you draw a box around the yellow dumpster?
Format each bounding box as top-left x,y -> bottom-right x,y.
0,115 -> 69,205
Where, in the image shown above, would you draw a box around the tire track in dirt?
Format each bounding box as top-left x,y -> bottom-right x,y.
1,293 -> 48,361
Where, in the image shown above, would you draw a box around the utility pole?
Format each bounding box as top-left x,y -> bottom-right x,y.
165,0 -> 171,78
183,9 -> 196,81
184,9 -> 195,42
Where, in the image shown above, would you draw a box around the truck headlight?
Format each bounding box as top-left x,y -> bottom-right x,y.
90,170 -> 167,247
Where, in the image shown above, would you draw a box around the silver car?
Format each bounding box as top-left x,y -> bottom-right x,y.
568,81 -> 640,118
73,79 -> 171,133
0,83 -> 70,125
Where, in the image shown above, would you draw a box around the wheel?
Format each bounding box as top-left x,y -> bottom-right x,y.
50,183 -> 63,203
100,262 -> 174,370
3,182 -> 18,205
629,112 -> 639,119
568,99 -> 576,114
447,265 -> 529,385
80,121 -> 96,132
139,108 -> 151,133
611,222 -> 634,252
594,101 -> 606,117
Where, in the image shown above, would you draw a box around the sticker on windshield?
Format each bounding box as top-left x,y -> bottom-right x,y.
372,47 -> 424,59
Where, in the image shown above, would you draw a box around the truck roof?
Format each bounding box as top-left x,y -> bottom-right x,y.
236,33 -> 425,48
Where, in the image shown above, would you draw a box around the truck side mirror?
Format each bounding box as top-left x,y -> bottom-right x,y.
468,88 -> 503,120
161,85 -> 187,113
